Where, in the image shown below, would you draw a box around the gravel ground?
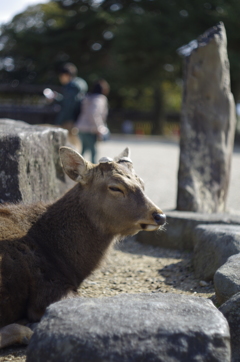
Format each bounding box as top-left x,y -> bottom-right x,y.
0,237 -> 215,362
0,135 -> 238,361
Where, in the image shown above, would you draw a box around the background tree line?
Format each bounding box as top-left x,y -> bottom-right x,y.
0,0 -> 240,133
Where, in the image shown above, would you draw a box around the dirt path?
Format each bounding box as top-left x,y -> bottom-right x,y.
0,238 -> 215,362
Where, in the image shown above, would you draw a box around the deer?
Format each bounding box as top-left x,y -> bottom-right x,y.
0,146 -> 166,349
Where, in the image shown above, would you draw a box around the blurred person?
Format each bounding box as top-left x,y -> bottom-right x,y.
76,79 -> 110,163
54,63 -> 88,128
43,63 -> 88,149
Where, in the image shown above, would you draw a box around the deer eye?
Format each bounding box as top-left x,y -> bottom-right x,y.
109,186 -> 124,194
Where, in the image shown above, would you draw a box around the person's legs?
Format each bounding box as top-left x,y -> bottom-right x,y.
79,133 -> 97,163
89,134 -> 97,163
80,133 -> 87,156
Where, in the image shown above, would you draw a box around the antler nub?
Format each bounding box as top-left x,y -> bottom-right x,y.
99,157 -> 114,163
118,157 -> 133,164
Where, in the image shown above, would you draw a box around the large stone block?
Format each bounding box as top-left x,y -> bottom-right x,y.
214,253 -> 240,305
193,224 -> 240,280
26,293 -> 230,362
0,119 -> 71,203
177,23 -> 236,213
136,210 -> 240,250
219,292 -> 240,362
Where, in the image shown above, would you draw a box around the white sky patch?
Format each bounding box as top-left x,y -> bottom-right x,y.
0,0 -> 49,25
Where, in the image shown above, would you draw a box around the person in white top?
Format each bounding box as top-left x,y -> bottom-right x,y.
76,79 -> 110,163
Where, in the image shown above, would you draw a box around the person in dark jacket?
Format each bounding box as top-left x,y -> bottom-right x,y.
54,63 -> 88,129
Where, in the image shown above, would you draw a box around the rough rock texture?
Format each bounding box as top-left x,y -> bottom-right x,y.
26,293 -> 230,362
193,224 -> 240,280
0,119 -> 71,203
219,292 -> 240,362
214,253 -> 240,305
177,22 -> 236,213
136,210 -> 240,250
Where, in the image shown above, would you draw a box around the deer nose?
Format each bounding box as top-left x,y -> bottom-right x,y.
153,212 -> 166,226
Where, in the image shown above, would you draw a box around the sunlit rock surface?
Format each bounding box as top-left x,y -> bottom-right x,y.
177,23 -> 236,213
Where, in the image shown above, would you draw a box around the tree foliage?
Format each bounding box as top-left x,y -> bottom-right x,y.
1,0 -> 240,112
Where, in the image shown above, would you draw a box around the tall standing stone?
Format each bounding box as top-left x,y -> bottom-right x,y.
177,23 -> 236,213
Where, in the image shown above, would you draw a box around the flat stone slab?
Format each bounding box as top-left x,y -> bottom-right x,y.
219,292 -> 240,362
214,253 -> 240,305
193,224 -> 240,280
0,119 -> 71,203
26,293 -> 230,362
136,210 -> 240,250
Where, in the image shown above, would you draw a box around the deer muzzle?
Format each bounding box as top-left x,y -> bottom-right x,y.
139,212 -> 166,231
153,212 -> 166,225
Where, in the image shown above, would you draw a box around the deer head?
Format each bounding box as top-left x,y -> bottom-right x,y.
59,147 -> 166,237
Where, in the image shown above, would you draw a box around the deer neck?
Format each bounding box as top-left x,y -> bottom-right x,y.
30,184 -> 115,285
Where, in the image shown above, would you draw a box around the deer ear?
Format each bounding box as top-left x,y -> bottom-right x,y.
114,147 -> 131,162
59,147 -> 90,183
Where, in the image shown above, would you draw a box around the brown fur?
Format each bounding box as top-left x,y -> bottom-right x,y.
0,147 -> 165,346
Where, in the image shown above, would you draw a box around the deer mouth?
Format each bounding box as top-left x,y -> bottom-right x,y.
140,213 -> 166,231
140,223 -> 160,231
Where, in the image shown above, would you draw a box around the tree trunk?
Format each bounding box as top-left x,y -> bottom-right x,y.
152,85 -> 164,135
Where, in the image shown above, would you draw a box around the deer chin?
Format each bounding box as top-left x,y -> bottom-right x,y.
140,224 -> 159,231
